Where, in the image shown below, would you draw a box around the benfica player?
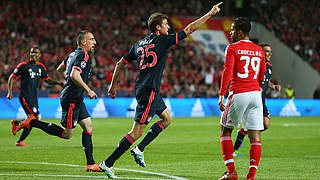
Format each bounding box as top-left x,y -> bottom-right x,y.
218,17 -> 266,180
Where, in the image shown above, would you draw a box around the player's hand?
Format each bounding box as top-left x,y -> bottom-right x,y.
218,95 -> 225,111
209,2 -> 223,16
88,90 -> 98,99
108,86 -> 117,99
6,92 -> 13,100
275,85 -> 281,92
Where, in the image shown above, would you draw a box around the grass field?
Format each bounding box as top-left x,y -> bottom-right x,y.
0,116 -> 319,179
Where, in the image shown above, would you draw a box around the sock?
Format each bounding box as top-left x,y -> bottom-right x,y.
220,135 -> 235,173
82,132 -> 95,165
104,134 -> 135,167
14,119 -> 23,126
233,128 -> 247,151
30,120 -> 65,138
248,141 -> 262,178
137,121 -> 165,152
17,128 -> 32,143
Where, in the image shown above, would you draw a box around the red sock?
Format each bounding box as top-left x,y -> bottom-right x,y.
220,135 -> 235,173
248,141 -> 262,177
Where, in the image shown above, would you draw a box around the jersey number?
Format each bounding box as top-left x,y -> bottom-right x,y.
137,44 -> 157,70
237,56 -> 261,79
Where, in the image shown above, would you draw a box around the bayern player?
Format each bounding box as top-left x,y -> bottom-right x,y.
218,17 -> 266,180
232,43 -> 281,156
7,47 -> 64,147
99,2 -> 223,178
15,31 -> 103,172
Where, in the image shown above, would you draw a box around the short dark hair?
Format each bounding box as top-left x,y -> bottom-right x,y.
148,12 -> 168,33
77,30 -> 90,47
31,46 -> 41,52
233,17 -> 251,36
260,43 -> 271,48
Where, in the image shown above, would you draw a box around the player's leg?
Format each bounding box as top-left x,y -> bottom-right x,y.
15,97 -> 37,146
243,91 -> 264,179
136,96 -> 169,152
233,128 -> 247,156
262,104 -> 270,131
247,130 -> 262,179
219,92 -> 241,180
16,102 -> 77,139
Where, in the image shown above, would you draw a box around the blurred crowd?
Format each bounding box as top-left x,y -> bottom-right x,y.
253,0 -> 320,73
1,0 -> 316,98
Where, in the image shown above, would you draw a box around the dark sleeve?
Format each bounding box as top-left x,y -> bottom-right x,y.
40,65 -> 50,81
72,52 -> 88,74
161,30 -> 187,49
122,45 -> 136,64
12,66 -> 21,78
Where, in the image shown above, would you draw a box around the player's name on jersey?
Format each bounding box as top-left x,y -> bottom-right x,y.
237,50 -> 262,57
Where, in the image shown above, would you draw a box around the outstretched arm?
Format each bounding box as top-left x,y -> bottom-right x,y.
6,74 -> 15,100
45,78 -> 65,88
184,2 -> 222,36
268,81 -> 281,92
108,59 -> 127,99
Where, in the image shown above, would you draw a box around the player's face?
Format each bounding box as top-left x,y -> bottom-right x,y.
29,48 -> 41,63
230,23 -> 239,43
83,32 -> 97,53
263,46 -> 272,61
159,19 -> 170,35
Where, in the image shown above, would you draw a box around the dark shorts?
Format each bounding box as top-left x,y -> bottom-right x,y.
262,92 -> 270,119
135,88 -> 167,125
60,101 -> 90,129
19,96 -> 39,116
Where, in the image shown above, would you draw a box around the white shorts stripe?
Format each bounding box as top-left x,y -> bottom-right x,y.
250,165 -> 258,169
220,136 -> 232,142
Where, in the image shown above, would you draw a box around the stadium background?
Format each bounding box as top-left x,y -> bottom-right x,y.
0,0 -> 319,179
0,0 -> 319,118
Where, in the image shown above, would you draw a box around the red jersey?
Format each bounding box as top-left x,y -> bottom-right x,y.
219,40 -> 266,96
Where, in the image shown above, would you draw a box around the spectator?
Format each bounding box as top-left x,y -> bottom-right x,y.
313,85 -> 320,99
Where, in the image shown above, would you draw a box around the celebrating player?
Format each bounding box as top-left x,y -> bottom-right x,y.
233,43 -> 281,157
99,2 -> 223,178
7,47 -> 64,147
15,30 -> 103,172
218,17 -> 266,180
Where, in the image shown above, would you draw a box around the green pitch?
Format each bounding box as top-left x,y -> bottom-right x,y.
0,117 -> 319,179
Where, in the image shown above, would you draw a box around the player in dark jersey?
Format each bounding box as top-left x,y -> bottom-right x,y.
232,43 -> 281,157
99,2 -> 223,178
7,47 -> 64,147
15,31 -> 103,172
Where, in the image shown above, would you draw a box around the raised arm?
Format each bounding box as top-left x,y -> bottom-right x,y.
108,59 -> 127,99
184,2 -> 222,36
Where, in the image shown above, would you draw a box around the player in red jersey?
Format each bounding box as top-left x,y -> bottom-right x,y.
218,17 -> 266,180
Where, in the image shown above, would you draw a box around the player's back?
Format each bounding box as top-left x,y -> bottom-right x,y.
228,40 -> 266,94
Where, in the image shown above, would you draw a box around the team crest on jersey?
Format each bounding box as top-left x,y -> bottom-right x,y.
81,61 -> 86,68
33,107 -> 37,113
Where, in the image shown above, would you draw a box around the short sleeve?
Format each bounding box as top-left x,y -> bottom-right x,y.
72,52 -> 87,74
122,45 -> 137,64
161,30 -> 187,48
12,67 -> 21,78
40,64 -> 50,81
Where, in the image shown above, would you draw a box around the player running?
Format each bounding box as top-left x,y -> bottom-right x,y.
15,31 -> 103,172
7,47 -> 64,147
99,2 -> 223,178
218,17 -> 266,180
232,43 -> 281,157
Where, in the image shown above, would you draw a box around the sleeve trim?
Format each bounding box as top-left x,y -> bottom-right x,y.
73,66 -> 82,74
121,57 -> 129,64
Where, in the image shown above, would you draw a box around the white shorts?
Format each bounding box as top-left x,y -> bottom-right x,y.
220,91 -> 263,131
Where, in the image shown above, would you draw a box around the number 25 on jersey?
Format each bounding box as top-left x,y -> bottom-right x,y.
237,56 -> 261,79
137,44 -> 158,70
